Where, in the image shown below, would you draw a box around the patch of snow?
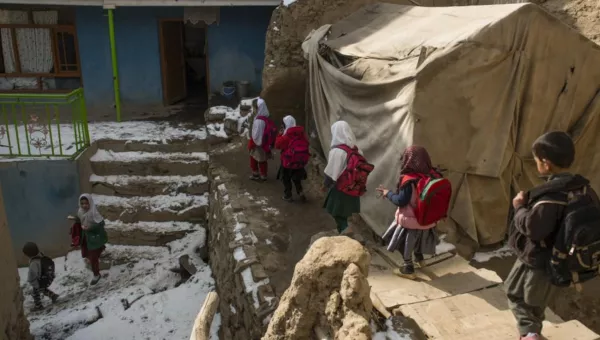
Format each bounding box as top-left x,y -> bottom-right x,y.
90,149 -> 208,163
273,26 -> 279,31
0,121 -> 207,160
230,305 -> 236,314
436,235 -> 456,254
265,239 -> 272,245
233,247 -> 247,261
472,244 -> 513,263
373,319 -> 412,340
19,226 -> 212,340
105,220 -> 202,234
209,313 -> 221,340
282,0 -> 296,6
268,64 -> 275,68
90,174 -> 207,188
93,193 -> 209,212
240,267 -> 269,309
207,123 -> 228,139
208,106 -> 234,116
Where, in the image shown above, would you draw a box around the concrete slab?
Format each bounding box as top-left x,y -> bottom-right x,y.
91,174 -> 209,197
90,150 -> 209,176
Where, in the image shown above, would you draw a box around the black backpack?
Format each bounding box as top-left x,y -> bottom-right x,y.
547,186 -> 600,288
37,255 -> 56,287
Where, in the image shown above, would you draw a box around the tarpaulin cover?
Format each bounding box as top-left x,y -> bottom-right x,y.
302,3 -> 600,248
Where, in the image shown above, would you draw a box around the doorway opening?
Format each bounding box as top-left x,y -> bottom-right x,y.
158,19 -> 209,119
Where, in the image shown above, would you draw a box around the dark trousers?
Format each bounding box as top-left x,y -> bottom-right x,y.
82,236 -> 105,276
32,286 -> 58,308
281,167 -> 306,198
505,259 -> 558,335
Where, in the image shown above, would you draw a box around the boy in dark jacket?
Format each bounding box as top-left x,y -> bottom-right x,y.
506,131 -> 593,340
23,242 -> 59,311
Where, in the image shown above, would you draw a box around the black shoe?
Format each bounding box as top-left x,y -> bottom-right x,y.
90,275 -> 101,286
282,195 -> 293,202
393,264 -> 416,279
50,293 -> 59,303
32,304 -> 44,312
249,174 -> 260,181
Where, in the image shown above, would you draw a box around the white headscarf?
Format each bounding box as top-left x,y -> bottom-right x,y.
324,121 -> 358,180
283,115 -> 296,135
251,98 -> 270,146
77,194 -> 104,227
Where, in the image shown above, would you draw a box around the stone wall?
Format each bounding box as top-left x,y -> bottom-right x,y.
0,183 -> 32,340
207,168 -> 278,339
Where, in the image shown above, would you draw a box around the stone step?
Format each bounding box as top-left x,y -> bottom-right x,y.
90,174 -> 209,197
90,150 -> 209,176
105,220 -> 201,246
94,193 -> 208,223
100,244 -> 169,268
96,138 -> 207,153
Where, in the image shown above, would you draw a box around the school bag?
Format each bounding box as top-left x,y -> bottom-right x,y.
335,145 -> 375,197
282,134 -> 310,169
400,170 -> 452,225
36,254 -> 56,287
256,116 -> 277,151
543,186 -> 600,288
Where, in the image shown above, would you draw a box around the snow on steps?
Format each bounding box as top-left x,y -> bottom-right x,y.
100,244 -> 169,268
96,138 -> 207,153
93,193 -> 208,223
90,174 -> 209,197
104,220 -> 202,246
90,150 -> 209,176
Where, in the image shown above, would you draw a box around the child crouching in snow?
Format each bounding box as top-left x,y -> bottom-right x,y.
275,115 -> 309,202
23,242 -> 58,311
248,98 -> 277,181
78,194 -> 108,286
377,146 -> 451,279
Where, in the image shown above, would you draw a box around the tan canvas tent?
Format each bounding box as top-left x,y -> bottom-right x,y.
302,3 -> 600,249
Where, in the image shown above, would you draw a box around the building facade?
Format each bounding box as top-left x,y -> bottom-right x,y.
0,2 -> 277,120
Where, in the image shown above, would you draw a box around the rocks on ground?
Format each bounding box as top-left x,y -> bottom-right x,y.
262,236 -> 372,340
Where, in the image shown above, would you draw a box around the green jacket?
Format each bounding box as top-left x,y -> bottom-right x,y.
81,220 -> 108,250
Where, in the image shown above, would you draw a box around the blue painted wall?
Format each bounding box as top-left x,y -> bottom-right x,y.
75,7 -> 184,110
207,6 -> 274,94
0,160 -> 80,265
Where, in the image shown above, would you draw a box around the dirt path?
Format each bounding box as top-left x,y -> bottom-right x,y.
211,140 -> 336,295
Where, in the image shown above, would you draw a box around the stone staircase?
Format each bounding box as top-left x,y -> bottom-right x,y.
87,137 -> 209,267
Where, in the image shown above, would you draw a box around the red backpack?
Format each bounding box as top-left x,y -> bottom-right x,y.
335,145 -> 375,197
282,135 -> 310,169
400,171 -> 452,225
256,116 -> 277,151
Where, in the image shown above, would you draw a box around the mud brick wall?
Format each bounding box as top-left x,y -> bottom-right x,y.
0,184 -> 32,340
207,167 -> 278,340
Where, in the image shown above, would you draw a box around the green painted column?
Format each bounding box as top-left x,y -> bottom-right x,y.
107,8 -> 122,122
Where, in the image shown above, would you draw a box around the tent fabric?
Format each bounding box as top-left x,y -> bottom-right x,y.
302,3 -> 600,247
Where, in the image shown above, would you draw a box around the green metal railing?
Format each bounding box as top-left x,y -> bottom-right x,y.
0,88 -> 90,157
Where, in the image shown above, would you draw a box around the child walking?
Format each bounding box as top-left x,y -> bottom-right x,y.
377,146 -> 447,279
275,115 -> 309,202
323,121 -> 373,234
22,242 -> 58,311
248,98 -> 276,181
506,131 -> 600,340
78,194 -> 108,286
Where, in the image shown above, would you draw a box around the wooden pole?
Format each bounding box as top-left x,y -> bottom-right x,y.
190,291 -> 220,340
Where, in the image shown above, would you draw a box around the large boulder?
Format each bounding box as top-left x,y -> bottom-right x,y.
262,236 -> 372,340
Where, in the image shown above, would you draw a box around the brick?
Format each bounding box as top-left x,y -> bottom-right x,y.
250,264 -> 269,281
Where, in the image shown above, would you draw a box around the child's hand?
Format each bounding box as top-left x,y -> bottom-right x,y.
376,185 -> 389,198
512,191 -> 526,209
67,215 -> 76,220
81,225 -> 89,231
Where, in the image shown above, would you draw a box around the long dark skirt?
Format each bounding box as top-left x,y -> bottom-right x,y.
323,187 -> 360,233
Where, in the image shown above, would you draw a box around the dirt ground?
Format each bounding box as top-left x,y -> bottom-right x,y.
210,139 -> 337,295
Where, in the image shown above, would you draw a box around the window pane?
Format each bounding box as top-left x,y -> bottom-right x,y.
0,28 -> 17,73
57,32 -> 78,72
16,28 -> 54,74
42,77 -> 80,90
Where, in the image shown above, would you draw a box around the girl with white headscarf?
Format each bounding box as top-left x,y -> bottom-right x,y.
248,98 -> 275,181
322,121 -> 361,234
275,115 -> 309,201
77,194 -> 108,285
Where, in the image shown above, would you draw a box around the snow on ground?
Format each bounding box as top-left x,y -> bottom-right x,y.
436,234 -> 456,254
90,149 -> 208,162
372,319 -> 412,340
0,121 -> 206,160
104,220 -> 200,233
471,243 -> 513,263
207,123 -> 229,138
19,229 -> 213,340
